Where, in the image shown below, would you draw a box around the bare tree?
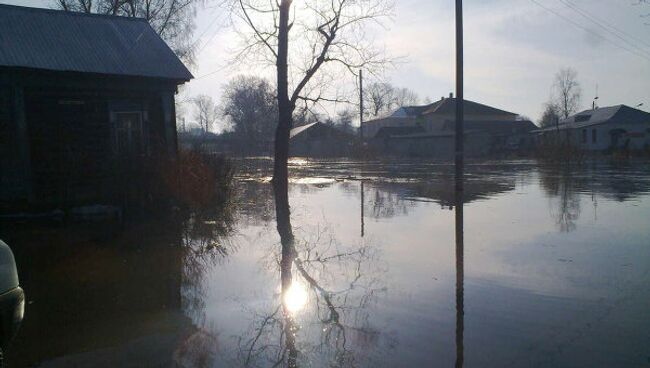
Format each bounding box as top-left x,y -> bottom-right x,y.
364,82 -> 419,118
365,82 -> 396,117
192,95 -> 218,133
552,68 -> 582,119
220,2 -> 394,364
393,86 -> 419,107
222,75 -> 278,144
539,102 -> 561,128
221,0 -> 394,204
335,108 -> 356,135
54,0 -> 199,65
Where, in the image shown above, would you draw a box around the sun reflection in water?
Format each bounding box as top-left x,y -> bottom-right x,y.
283,282 -> 308,313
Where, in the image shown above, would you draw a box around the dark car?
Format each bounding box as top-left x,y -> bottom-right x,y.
0,240 -> 24,365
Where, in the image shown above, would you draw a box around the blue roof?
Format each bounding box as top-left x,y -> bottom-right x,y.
0,4 -> 193,81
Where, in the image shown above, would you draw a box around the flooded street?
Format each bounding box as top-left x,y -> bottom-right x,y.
2,159 -> 650,367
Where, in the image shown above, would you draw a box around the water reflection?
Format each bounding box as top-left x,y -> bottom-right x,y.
454,185 -> 464,368
538,161 -> 650,231
540,166 -> 583,232
2,159 -> 650,367
283,282 -> 308,313
233,219 -> 389,367
0,205 -> 236,366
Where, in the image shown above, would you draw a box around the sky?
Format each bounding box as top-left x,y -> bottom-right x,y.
4,0 -> 650,130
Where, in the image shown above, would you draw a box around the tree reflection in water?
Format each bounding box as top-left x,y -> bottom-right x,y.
539,165 -> 582,232
538,161 -> 650,232
230,184 -> 389,367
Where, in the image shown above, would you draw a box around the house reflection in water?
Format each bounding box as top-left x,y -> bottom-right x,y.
538,161 -> 650,232
1,213 -> 231,367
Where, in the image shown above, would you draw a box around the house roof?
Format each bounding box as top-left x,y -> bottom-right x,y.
0,4 -> 193,81
290,122 -> 356,140
370,97 -> 517,122
535,105 -> 650,132
393,104 -> 436,117
422,98 -> 517,116
290,122 -> 318,138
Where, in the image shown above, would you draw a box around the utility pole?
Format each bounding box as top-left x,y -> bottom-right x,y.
454,0 -> 464,193
454,2 -> 465,368
359,69 -> 364,139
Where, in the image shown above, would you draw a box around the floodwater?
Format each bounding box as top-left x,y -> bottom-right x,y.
1,159 -> 650,367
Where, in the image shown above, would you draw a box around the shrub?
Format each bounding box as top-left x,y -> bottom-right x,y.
159,151 -> 236,213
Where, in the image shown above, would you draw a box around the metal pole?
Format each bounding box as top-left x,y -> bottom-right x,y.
359,70 -> 364,139
455,0 -> 464,192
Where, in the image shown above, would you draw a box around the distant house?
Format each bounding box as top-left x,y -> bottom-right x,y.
534,105 -> 650,151
0,5 -> 192,210
290,122 -> 356,157
362,94 -> 535,157
362,94 -> 519,139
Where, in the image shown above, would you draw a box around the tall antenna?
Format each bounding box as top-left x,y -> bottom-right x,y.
593,84 -> 599,110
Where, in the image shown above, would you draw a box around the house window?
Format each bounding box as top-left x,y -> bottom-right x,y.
592,129 -> 597,143
114,112 -> 144,156
582,129 -> 587,143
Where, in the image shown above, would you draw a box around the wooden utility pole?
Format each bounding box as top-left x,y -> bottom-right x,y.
359,69 -> 364,139
454,2 -> 465,368
455,0 -> 464,192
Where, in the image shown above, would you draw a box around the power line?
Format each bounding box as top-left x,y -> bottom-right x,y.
193,8 -> 226,55
559,0 -> 650,55
194,63 -> 230,80
564,0 -> 650,50
529,0 -> 650,62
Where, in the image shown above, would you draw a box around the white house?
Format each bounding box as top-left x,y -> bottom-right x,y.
535,105 -> 650,151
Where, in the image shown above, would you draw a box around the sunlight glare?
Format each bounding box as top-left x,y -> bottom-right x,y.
284,283 -> 308,313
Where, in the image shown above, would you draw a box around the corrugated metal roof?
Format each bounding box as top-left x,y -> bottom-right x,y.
0,4 -> 193,81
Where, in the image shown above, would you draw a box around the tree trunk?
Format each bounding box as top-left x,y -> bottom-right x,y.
274,0 -> 294,244
274,1 -> 298,366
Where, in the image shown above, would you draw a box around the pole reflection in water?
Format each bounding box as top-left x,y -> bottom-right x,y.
361,180 -> 365,238
454,186 -> 464,368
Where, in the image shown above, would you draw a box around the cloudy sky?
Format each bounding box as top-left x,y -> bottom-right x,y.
5,0 -> 650,129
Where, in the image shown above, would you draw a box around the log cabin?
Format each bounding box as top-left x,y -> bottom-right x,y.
0,4 -> 192,212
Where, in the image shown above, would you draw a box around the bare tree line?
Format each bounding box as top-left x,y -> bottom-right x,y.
364,82 -> 419,118
183,75 -> 420,140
